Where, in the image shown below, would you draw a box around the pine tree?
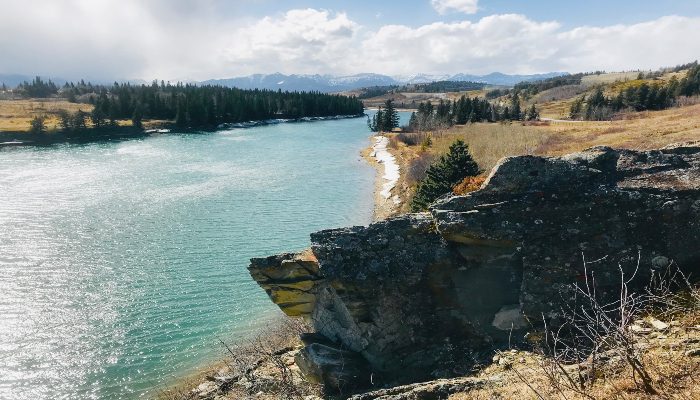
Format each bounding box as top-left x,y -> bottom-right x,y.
408,112 -> 418,131
369,107 -> 384,132
29,115 -> 47,134
525,104 -> 539,121
91,106 -> 106,128
411,140 -> 481,211
73,110 -> 88,130
510,93 -> 522,121
57,110 -> 72,131
569,97 -> 584,119
381,99 -> 399,131
132,103 -> 143,129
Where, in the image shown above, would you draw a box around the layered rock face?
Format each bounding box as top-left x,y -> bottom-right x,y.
249,145 -> 700,392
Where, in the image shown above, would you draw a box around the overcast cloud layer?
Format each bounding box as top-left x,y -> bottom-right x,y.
1,0 -> 699,81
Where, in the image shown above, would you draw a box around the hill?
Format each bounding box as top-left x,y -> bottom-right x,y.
200,72 -> 568,93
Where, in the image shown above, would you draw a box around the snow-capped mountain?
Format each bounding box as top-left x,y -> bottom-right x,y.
449,72 -> 567,86
201,71 -> 567,92
201,73 -> 399,92
393,73 -> 452,84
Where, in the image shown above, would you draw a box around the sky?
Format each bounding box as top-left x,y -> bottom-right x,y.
1,0 -> 699,81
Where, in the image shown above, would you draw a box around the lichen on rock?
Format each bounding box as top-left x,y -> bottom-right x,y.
249,145 -> 700,392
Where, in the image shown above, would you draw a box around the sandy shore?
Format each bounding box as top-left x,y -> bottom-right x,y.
362,135 -> 402,221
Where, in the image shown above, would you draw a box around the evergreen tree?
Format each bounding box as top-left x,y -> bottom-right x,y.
368,107 -> 384,132
381,99 -> 399,131
91,106 -> 106,128
411,140 -> 480,211
510,93 -> 522,121
132,103 -> 143,129
408,112 -> 418,131
569,97 -> 584,119
57,110 -> 72,131
29,115 -> 47,134
73,110 -> 88,130
525,104 -> 540,121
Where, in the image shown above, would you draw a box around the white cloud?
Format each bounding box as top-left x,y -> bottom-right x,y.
431,0 -> 479,15
0,1 -> 699,81
219,9 -> 359,76
356,14 -> 700,76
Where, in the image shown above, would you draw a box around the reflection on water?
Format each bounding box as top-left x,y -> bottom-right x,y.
0,117 -> 377,399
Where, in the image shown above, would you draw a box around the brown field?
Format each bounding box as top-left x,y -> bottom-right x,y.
580,71 -> 642,86
0,98 -> 172,132
0,98 -> 94,131
388,103 -> 700,212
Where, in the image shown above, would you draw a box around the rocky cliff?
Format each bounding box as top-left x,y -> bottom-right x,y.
248,145 -> 700,393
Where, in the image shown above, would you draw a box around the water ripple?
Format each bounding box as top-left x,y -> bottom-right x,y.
0,116 -> 387,399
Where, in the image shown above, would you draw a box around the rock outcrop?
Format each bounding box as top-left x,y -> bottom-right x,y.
249,145 -> 700,393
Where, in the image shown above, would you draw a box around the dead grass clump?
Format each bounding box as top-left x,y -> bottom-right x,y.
522,120 -> 551,127
534,85 -> 587,103
405,152 -> 435,187
514,259 -> 700,400
453,176 -> 486,195
676,95 -> 700,107
449,261 -> 700,400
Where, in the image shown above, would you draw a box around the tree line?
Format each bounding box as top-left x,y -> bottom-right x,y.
367,100 -> 400,132
18,78 -> 365,131
357,80 -> 484,100
406,93 -> 539,132
570,64 -> 700,120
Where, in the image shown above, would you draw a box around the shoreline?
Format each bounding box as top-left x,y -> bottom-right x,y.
0,113 -> 366,148
362,134 -> 402,221
155,129 -> 402,398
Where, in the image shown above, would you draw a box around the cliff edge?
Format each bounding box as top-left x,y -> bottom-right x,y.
248,144 -> 700,393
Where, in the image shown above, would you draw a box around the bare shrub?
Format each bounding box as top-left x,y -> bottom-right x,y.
158,316 -> 320,400
534,85 -> 588,103
219,316 -> 319,399
518,254 -> 700,399
675,95 -> 700,107
405,152 -> 435,186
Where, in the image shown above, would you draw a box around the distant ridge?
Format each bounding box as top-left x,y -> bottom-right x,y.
1,72 -> 568,92
200,72 -> 568,92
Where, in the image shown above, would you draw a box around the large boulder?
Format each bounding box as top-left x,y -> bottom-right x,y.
249,145 -> 700,392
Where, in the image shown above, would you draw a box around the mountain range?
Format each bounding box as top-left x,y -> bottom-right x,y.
1,71 -> 567,92
201,72 -> 567,92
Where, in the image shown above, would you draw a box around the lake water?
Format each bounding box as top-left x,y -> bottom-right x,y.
0,115 -> 397,399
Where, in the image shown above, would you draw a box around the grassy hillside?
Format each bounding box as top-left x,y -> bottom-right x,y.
386,102 -> 700,214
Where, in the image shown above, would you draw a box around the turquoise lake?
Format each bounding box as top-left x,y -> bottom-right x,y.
0,114 -> 407,399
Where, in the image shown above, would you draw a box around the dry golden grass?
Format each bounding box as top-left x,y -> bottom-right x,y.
0,98 -> 173,132
427,122 -> 552,174
537,103 -> 700,155
0,99 -> 94,131
437,103 -> 700,168
581,71 -> 642,86
449,311 -> 700,400
537,99 -> 575,119
388,103 -> 700,214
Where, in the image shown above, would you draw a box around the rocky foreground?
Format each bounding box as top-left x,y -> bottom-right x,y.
248,144 -> 700,395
